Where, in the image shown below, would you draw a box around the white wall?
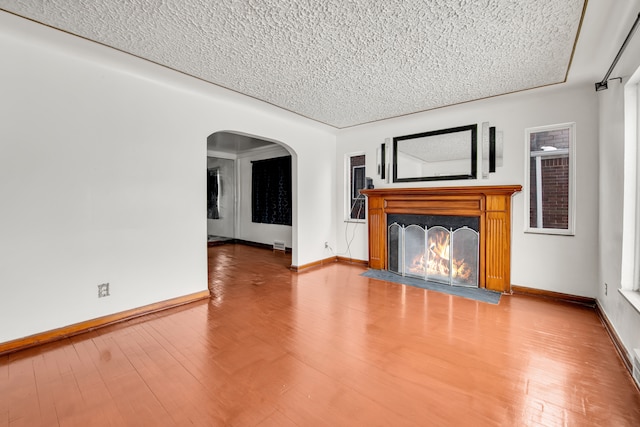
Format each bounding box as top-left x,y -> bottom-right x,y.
0,12 -> 336,343
595,4 -> 640,360
336,83 -> 600,298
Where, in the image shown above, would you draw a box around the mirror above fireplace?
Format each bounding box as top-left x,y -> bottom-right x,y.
393,124 -> 477,182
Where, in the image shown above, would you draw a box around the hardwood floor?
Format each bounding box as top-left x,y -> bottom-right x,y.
1,243 -> 639,426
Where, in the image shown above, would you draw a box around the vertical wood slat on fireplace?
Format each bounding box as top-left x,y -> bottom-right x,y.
361,185 -> 522,293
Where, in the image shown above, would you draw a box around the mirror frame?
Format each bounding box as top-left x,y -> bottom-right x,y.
392,124 -> 477,182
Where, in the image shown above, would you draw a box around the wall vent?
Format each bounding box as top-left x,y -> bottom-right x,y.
273,240 -> 286,251
633,349 -> 640,389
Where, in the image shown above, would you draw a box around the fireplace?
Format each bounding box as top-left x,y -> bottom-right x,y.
388,215 -> 480,287
361,185 -> 521,293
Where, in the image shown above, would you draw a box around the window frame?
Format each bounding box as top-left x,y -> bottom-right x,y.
524,122 -> 576,236
622,70 -> 640,296
345,152 -> 366,222
632,80 -> 640,293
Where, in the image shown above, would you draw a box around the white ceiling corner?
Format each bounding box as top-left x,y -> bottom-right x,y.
0,0 -> 586,128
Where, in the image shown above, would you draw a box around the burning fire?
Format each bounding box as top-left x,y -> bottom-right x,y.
407,229 -> 474,284
426,229 -> 450,277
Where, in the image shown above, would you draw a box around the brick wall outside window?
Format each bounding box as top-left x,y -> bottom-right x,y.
530,157 -> 569,229
529,127 -> 570,230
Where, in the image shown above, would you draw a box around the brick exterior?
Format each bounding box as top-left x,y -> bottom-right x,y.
530,129 -> 570,151
530,156 -> 569,229
529,127 -> 570,229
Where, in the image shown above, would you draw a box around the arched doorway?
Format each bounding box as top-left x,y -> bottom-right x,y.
206,130 -> 296,257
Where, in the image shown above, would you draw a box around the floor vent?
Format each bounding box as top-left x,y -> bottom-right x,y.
633,349 -> 640,389
273,240 -> 286,251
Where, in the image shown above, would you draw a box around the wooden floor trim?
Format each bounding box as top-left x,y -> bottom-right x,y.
595,301 -> 633,374
0,289 -> 210,356
290,256 -> 338,272
336,256 -> 369,266
208,238 -> 292,252
511,284 -> 596,307
291,256 -> 369,271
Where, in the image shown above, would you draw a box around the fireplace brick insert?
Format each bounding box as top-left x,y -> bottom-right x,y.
361,185 -> 521,293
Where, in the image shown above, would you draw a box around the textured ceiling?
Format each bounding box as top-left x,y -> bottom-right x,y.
0,0 -> 586,128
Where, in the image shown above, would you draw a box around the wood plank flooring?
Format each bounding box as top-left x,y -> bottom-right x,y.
1,243 -> 639,426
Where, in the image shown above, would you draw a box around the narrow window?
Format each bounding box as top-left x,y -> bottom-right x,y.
525,123 -> 575,235
207,167 -> 221,219
347,154 -> 366,220
621,74 -> 640,293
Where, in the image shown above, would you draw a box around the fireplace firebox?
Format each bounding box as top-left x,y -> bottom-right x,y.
388,215 -> 480,287
361,186 -> 521,293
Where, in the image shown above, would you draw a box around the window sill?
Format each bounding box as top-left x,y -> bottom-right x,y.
345,219 -> 366,224
619,289 -> 640,315
524,227 -> 575,236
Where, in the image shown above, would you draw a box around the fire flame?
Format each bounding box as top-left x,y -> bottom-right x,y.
427,230 -> 450,277
407,229 -> 474,284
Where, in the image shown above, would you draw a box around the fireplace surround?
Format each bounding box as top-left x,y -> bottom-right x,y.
361,185 -> 521,293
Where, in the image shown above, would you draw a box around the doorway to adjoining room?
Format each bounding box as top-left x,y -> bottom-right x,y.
206,131 -> 294,251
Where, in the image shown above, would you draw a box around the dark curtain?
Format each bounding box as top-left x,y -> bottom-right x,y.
207,168 -> 220,219
252,156 -> 292,226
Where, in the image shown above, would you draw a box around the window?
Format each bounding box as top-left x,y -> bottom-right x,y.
347,153 -> 366,220
524,123 -> 575,235
251,156 -> 292,226
207,167 -> 221,219
632,80 -> 640,293
622,71 -> 640,295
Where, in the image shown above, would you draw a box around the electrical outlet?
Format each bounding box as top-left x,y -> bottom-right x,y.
604,282 -> 608,296
325,242 -> 329,248
98,283 -> 110,298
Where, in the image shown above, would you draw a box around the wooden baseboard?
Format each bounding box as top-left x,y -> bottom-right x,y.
0,290 -> 210,356
209,238 -> 292,252
336,256 -> 369,266
511,285 -> 596,307
595,302 -> 633,374
291,256 -> 338,272
291,256 -> 369,271
210,241 -> 364,271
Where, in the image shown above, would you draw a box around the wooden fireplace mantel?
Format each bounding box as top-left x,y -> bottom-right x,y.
361,185 -> 522,293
